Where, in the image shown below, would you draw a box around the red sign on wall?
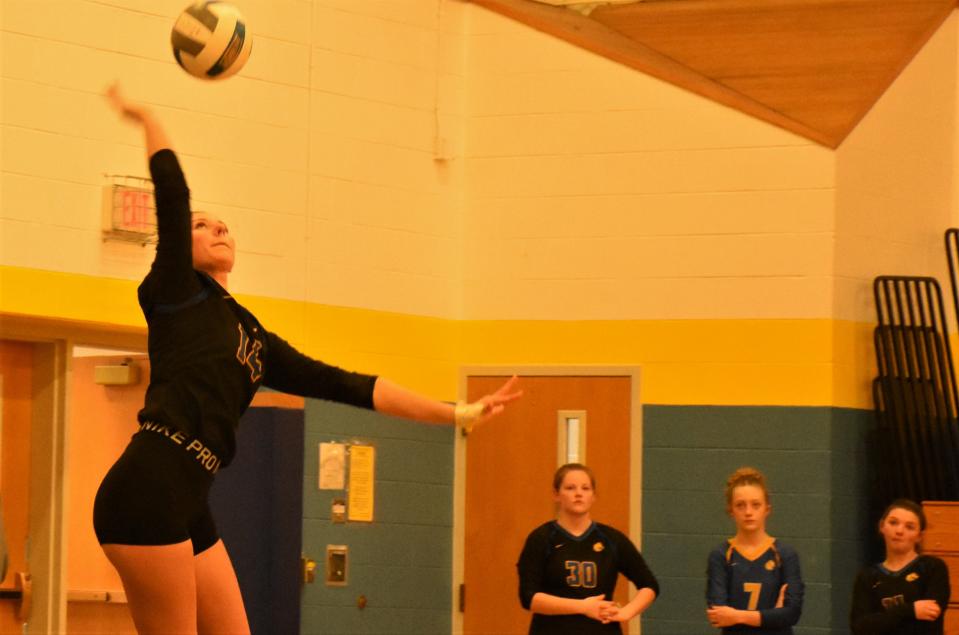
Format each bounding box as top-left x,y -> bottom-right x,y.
118,188 -> 153,233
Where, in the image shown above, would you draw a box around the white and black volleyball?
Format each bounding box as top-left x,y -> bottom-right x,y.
171,1 -> 252,80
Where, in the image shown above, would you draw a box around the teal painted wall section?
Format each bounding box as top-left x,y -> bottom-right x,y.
299,400 -> 455,635
640,406 -> 871,635
827,407 -> 872,631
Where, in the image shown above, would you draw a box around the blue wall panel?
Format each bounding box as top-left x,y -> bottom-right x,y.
641,406 -> 871,635
300,400 -> 454,635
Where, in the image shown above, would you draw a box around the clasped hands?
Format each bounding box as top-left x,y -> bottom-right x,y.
582,594 -> 626,624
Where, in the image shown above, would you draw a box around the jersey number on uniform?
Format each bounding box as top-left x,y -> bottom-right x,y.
565,561 -> 598,589
743,582 -> 762,610
236,323 -> 263,383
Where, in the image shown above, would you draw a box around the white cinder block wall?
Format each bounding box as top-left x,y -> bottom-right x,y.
460,6 -> 959,326
461,5 -> 837,322
305,0 -> 466,317
1,0 -> 466,319
3,0 -> 958,335
835,13 -> 959,325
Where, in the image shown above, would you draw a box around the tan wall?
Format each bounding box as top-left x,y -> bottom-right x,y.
461,5 -> 835,321
835,12 -> 959,325
3,2 -> 957,326
1,0 -> 465,319
2,1 -> 959,404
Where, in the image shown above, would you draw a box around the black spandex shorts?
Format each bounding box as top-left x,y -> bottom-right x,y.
93,429 -> 218,555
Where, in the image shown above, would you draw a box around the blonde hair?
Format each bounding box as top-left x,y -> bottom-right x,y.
724,466 -> 769,509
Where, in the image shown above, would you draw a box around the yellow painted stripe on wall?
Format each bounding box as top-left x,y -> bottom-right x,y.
0,266 -> 460,399
459,319 -> 875,408
0,267 -> 144,327
1,266 -> 876,408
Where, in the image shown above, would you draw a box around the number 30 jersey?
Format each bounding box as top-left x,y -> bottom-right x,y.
517,521 -> 659,634
706,538 -> 805,634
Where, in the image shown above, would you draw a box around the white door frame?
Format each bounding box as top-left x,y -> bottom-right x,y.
1,314 -> 146,634
452,365 -> 643,635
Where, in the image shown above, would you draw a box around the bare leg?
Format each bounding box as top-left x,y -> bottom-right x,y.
102,541 -> 198,635
195,539 -> 250,635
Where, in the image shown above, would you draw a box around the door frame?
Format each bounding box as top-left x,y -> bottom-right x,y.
1,313 -> 146,634
452,365 -> 643,635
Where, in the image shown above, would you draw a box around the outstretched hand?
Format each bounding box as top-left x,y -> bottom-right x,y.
105,82 -> 151,124
473,375 -> 523,427
104,82 -> 171,157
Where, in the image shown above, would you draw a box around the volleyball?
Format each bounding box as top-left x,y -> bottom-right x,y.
170,1 -> 252,80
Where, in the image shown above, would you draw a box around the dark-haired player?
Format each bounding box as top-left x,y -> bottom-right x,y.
850,499 -> 949,634
517,463 -> 659,634
706,467 -> 804,633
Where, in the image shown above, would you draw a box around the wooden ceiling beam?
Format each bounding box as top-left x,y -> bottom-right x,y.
470,0 -> 958,147
470,0 -> 837,146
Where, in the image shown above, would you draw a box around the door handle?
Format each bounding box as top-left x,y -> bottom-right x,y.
301,557 -> 316,584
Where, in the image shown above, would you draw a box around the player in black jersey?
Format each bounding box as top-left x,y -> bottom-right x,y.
96,85 -> 522,635
850,499 -> 950,634
706,467 -> 804,634
517,463 -> 659,634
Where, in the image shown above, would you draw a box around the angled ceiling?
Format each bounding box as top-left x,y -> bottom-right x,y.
471,0 -> 957,147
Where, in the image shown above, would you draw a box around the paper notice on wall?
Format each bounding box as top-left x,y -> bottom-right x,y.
319,443 -> 345,490
347,445 -> 375,522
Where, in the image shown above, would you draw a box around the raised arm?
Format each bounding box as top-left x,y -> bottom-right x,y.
106,83 -> 171,160
105,83 -> 197,306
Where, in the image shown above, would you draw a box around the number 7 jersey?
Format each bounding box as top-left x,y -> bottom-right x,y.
706,538 -> 805,634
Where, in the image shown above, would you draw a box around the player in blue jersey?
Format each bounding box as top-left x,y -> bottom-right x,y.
706,467 -> 804,633
850,499 -> 950,634
517,463 -> 659,634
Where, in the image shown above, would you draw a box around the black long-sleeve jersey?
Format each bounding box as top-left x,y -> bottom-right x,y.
517,520 -> 659,635
850,555 -> 950,635
138,150 -> 376,467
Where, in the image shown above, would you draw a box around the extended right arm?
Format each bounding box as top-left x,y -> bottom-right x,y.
106,84 -> 199,306
106,84 -> 171,158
